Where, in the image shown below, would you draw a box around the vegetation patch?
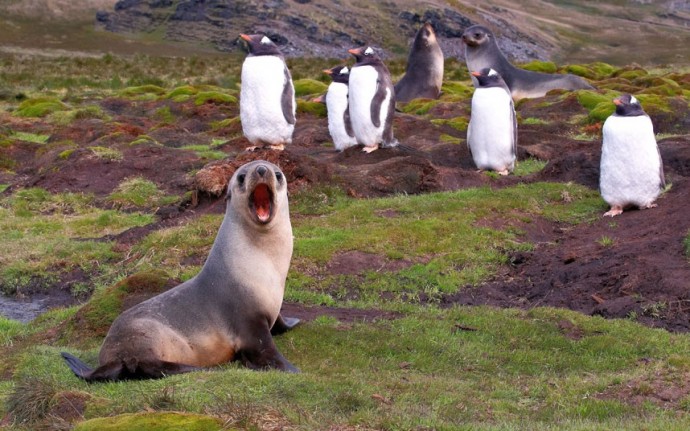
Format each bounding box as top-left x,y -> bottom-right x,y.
89,146 -> 123,162
293,78 -> 329,97
9,131 -> 50,144
74,412 -> 223,431
107,177 -> 179,210
296,99 -> 327,117
0,189 -> 153,295
15,97 -> 69,117
522,60 -> 558,73
514,158 -> 548,176
194,91 -> 237,106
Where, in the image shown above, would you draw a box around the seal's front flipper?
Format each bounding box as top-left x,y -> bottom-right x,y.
271,314 -> 301,335
242,322 -> 299,372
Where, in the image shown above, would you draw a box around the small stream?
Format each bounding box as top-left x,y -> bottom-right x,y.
0,295 -> 53,323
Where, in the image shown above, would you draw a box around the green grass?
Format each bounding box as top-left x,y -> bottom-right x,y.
0,189 -> 154,294
107,177 -> 179,210
9,131 -> 50,144
514,158 -> 548,176
684,230 -> 690,258
10,307 -> 690,429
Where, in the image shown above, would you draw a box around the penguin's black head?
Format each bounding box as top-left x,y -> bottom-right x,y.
239,33 -> 284,57
324,65 -> 350,84
348,46 -> 380,65
471,68 -> 507,88
462,25 -> 492,47
613,94 -> 646,117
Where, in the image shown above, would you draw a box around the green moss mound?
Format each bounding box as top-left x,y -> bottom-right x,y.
440,81 -> 474,100
15,97 -> 69,117
399,98 -> 441,115
118,85 -> 167,98
297,99 -> 327,117
74,412 -> 223,431
613,67 -> 648,80
165,85 -> 199,102
293,78 -> 328,97
194,91 -> 237,106
431,116 -> 468,132
521,61 -> 558,73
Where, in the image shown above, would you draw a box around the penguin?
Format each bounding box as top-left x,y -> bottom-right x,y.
394,22 -> 444,102
347,46 -> 399,153
600,94 -> 665,217
467,68 -> 516,175
322,65 -> 358,152
462,25 -> 594,100
239,33 -> 296,151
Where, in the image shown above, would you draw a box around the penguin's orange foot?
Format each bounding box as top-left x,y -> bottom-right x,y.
245,145 -> 260,152
603,206 -> 624,217
497,169 -> 510,176
268,144 -> 285,151
641,202 -> 658,209
362,145 -> 379,153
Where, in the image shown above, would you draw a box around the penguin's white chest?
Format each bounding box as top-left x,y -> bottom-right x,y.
326,82 -> 357,151
600,115 -> 662,207
240,56 -> 295,145
348,65 -> 390,147
467,87 -> 516,172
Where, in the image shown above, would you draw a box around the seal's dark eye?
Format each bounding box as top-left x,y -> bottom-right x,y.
237,173 -> 246,185
275,171 -> 283,182
475,33 -> 481,38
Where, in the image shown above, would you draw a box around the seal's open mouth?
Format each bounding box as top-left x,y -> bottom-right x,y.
250,183 -> 273,223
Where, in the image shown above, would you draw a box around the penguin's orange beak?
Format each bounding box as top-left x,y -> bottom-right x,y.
613,98 -> 622,106
240,34 -> 252,42
471,71 -> 481,77
348,48 -> 362,55
323,69 -> 333,75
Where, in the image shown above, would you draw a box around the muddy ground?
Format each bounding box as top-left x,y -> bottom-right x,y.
2,87 -> 690,331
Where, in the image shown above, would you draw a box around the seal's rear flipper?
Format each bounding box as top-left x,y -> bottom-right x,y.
62,352 -> 201,382
61,352 -> 93,378
271,314 -> 300,335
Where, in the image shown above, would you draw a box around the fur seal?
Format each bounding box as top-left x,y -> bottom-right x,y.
239,34 -> 296,151
467,68 -> 517,175
348,46 -> 399,153
462,25 -> 594,100
62,160 -> 300,381
600,94 -> 665,217
395,22 -> 444,102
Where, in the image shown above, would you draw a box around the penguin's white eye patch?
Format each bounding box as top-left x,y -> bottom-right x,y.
340,66 -> 349,74
630,95 -> 638,104
488,69 -> 498,77
260,36 -> 271,45
364,47 -> 374,55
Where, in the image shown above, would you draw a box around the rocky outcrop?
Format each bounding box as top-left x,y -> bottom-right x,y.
94,0 -> 553,61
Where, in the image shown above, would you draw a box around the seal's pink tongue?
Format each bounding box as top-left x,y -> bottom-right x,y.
253,184 -> 271,222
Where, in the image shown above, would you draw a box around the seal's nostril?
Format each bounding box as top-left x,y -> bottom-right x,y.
257,165 -> 267,177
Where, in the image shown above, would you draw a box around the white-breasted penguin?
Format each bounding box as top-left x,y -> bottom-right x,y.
395,22 -> 444,102
600,94 -> 665,217
347,46 -> 399,153
239,33 -> 296,151
322,65 -> 358,152
462,25 -> 594,100
467,68 -> 517,175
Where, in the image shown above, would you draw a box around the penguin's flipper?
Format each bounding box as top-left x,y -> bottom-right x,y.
343,107 -> 355,138
657,145 -> 666,189
370,78 -> 386,128
466,120 -> 473,156
510,98 -> 517,160
281,65 -> 296,125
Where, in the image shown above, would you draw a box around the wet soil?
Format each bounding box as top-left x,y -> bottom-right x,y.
1,90 -> 689,331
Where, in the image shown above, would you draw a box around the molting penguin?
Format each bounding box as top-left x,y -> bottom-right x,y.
322,65 -> 358,152
600,94 -> 665,217
347,46 -> 399,153
395,22 -> 444,102
239,34 -> 296,151
467,68 -> 516,175
61,160 -> 301,381
462,25 -> 593,100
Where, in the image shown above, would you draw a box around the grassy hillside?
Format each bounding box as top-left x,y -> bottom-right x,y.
0,47 -> 689,428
